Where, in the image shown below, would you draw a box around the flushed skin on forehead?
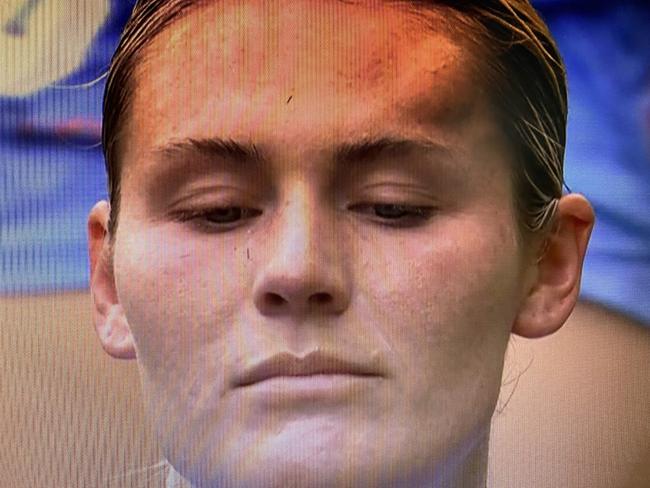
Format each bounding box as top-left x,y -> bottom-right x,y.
125,1 -> 482,159
88,1 -> 593,487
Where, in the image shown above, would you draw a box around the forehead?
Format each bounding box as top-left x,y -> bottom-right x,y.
125,0 -> 489,164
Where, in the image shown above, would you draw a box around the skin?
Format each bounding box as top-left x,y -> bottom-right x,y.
88,1 -> 594,487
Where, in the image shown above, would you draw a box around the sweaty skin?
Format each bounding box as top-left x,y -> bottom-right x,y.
88,1 -> 594,487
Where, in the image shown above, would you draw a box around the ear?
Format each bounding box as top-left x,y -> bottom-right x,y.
87,200 -> 136,359
512,194 -> 595,338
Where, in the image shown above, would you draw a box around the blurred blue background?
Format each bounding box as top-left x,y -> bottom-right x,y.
1,0 -> 649,324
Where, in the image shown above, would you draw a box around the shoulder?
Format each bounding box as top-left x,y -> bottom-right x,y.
489,301 -> 650,488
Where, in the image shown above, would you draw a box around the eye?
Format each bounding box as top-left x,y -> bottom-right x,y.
348,203 -> 435,226
200,207 -> 254,223
172,206 -> 262,231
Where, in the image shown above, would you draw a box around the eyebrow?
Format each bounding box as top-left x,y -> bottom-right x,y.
333,136 -> 451,165
151,135 -> 451,167
153,137 -> 266,164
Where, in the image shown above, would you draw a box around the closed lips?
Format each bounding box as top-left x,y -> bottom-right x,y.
234,350 -> 383,387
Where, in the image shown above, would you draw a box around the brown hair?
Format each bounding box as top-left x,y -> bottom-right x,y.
102,0 -> 567,246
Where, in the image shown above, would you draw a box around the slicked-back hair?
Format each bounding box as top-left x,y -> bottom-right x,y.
102,0 -> 567,247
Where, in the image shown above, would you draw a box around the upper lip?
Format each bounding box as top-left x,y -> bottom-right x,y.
234,349 -> 383,387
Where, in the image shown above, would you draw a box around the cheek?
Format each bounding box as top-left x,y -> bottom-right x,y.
362,216 -> 521,389
113,225 -> 244,375
369,225 -> 519,322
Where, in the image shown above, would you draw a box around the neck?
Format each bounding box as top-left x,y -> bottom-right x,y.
403,428 -> 489,488
436,433 -> 489,488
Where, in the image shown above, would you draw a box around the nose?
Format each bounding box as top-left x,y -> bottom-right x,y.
252,190 -> 350,317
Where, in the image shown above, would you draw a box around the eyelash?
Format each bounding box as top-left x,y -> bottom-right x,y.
348,203 -> 436,226
171,207 -> 262,232
172,203 -> 435,231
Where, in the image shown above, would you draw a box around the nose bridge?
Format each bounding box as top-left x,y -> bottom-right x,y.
275,182 -> 326,267
253,180 -> 348,316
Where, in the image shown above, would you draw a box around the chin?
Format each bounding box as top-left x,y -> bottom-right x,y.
180,464 -> 354,488
172,437 -> 396,488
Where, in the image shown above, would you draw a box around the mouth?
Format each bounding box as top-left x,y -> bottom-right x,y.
232,350 -> 386,407
233,349 -> 384,388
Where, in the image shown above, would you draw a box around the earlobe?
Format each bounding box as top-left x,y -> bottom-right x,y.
512,194 -> 595,338
88,200 -> 136,360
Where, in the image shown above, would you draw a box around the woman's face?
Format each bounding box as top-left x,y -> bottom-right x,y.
111,1 -> 531,486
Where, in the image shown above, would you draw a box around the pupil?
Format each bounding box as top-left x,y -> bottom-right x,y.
375,204 -> 407,218
210,207 -> 241,222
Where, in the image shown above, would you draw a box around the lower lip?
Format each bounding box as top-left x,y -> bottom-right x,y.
237,374 -> 379,407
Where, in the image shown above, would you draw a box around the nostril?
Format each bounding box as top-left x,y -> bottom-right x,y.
265,293 -> 286,307
258,291 -> 336,312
